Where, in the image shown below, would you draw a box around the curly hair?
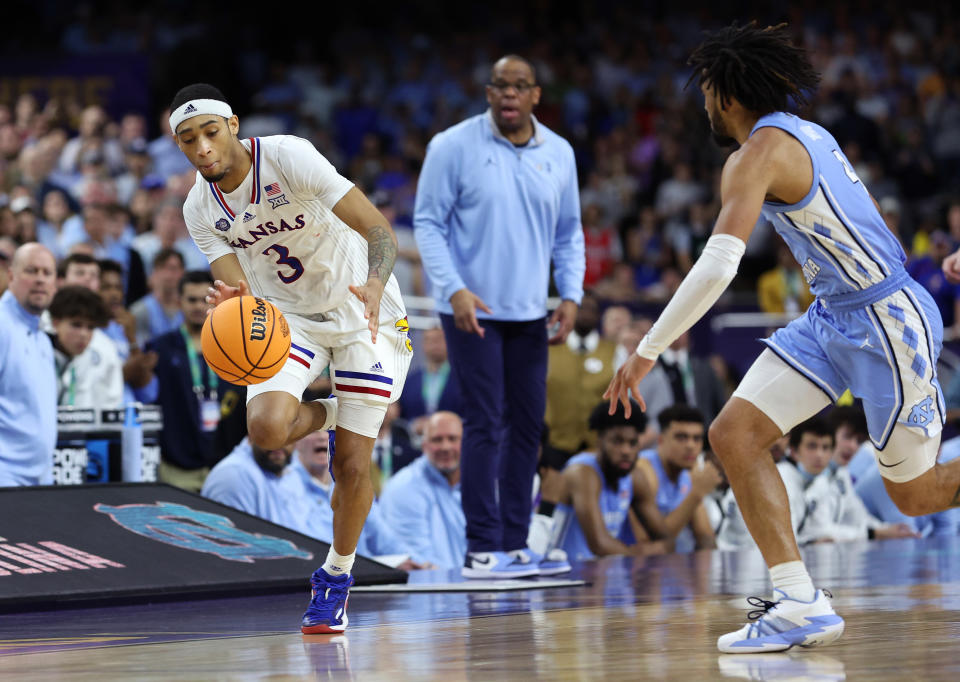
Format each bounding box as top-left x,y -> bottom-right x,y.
686,22 -> 820,114
588,399 -> 647,433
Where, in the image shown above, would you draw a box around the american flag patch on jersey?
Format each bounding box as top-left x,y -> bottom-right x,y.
264,182 -> 282,197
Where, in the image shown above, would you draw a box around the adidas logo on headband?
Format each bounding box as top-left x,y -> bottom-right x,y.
169,97 -> 235,133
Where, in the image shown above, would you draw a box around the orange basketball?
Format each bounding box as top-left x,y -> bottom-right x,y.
201,295 -> 291,386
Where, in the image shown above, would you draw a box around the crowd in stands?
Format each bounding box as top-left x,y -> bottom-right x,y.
2,4 -> 960,567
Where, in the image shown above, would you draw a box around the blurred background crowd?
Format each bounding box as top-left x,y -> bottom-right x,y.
2,1 -> 960,564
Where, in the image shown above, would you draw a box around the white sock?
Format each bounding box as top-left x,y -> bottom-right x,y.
315,397 -> 337,431
769,560 -> 816,602
322,547 -> 355,576
527,513 -> 555,555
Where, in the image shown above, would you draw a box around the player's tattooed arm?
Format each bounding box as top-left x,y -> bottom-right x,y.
365,224 -> 397,285
330,187 -> 399,287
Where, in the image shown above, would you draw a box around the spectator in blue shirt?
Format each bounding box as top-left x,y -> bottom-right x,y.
855,435 -> 960,538
201,437 -> 315,537
379,411 -> 467,570
414,55 -> 585,578
130,248 -> 185,347
97,259 -> 158,405
0,243 -> 58,485
291,431 -> 428,570
289,431 -> 335,542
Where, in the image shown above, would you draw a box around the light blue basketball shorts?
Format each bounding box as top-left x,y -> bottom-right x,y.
760,276 -> 945,452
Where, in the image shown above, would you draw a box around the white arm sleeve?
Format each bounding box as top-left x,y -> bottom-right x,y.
636,233 -> 746,360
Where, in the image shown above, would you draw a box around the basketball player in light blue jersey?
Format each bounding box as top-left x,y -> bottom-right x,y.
606,22 -> 959,654
635,405 -> 720,553
549,401 -> 670,561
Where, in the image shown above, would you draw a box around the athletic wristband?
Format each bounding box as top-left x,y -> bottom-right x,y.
635,233 -> 746,360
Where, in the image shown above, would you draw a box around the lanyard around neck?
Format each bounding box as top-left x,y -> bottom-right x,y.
67,365 -> 76,406
56,353 -> 77,406
180,325 -> 217,398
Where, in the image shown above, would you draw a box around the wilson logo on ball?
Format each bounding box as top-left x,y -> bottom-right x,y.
250,298 -> 269,341
201,296 -> 291,386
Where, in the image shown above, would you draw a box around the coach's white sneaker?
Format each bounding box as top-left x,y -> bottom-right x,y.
717,589 -> 844,654
508,547 -> 572,576
461,551 -> 540,579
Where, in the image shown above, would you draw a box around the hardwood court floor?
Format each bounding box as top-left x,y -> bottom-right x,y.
1,538 -> 959,680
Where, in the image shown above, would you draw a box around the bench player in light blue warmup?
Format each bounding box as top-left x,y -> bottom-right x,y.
549,400 -> 669,561
606,22 -> 958,654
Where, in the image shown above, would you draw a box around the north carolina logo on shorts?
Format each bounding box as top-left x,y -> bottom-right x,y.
394,316 -> 409,333
907,396 -> 935,430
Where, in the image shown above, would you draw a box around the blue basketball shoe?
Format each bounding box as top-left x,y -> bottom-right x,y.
717,589 -> 844,653
301,568 -> 354,634
462,551 -> 540,579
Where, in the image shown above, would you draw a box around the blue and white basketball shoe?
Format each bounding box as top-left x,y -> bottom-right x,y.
301,567 -> 354,634
717,589 -> 844,653
462,551 -> 540,579
509,548 -> 572,576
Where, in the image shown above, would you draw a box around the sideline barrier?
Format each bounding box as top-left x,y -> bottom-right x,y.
0,483 -> 405,610
54,405 -> 162,484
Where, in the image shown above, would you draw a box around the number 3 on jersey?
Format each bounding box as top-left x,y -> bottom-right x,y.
262,244 -> 304,283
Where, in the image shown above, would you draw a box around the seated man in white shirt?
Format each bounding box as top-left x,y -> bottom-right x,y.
717,417 -> 830,550
801,406 -> 917,544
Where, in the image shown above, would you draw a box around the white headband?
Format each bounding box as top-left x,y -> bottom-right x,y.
169,99 -> 234,133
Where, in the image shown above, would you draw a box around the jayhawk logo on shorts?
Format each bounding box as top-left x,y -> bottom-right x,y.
394,317 -> 413,352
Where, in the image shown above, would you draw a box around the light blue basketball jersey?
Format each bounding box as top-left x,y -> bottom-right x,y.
751,112 -> 945,454
753,112 -> 906,297
641,449 -> 696,553
551,452 -> 633,562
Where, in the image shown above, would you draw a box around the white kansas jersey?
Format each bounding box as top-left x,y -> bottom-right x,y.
183,135 -> 404,319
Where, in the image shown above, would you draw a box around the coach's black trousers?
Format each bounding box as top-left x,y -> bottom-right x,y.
440,314 -> 547,554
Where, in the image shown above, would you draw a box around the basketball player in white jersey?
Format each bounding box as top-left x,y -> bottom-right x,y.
170,83 -> 412,633
607,23 -> 960,653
